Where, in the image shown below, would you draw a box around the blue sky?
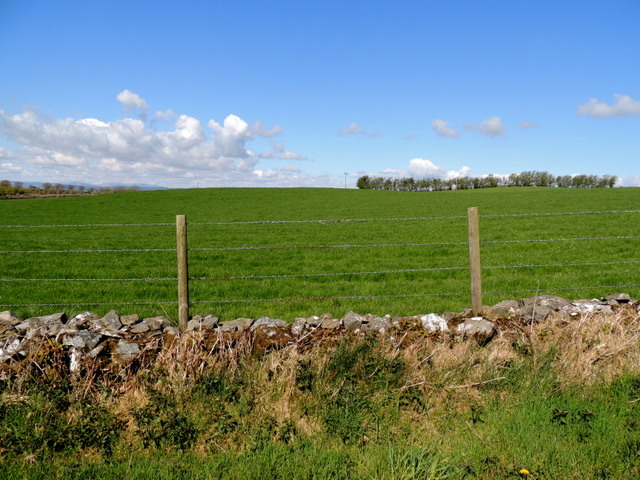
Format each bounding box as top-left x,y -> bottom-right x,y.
1,0 -> 638,188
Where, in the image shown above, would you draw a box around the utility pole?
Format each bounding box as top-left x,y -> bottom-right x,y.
344,173 -> 348,189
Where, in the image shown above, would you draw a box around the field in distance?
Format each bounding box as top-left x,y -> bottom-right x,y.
1,186 -> 639,322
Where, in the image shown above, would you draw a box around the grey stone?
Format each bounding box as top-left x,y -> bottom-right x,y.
120,314 -> 140,326
0,311 -> 20,324
457,317 -> 496,343
0,312 -> 19,337
0,337 -> 23,362
520,295 -> 572,311
250,317 -> 288,332
219,318 -> 253,332
163,326 -> 180,336
320,318 -> 341,329
603,293 -> 631,305
187,315 -> 219,331
421,313 -> 449,333
142,316 -> 166,331
142,316 -> 171,330
93,328 -> 122,339
69,348 -> 82,372
129,322 -> 150,334
519,304 -> 552,322
97,310 -> 122,330
190,314 -> 219,328
67,312 -> 100,329
87,344 -> 105,359
362,316 -> 392,334
304,316 -> 323,327
291,319 -> 306,337
114,340 -> 141,360
564,301 -> 613,316
60,330 -> 102,350
343,311 -> 364,332
488,300 -> 519,317
14,321 -> 33,334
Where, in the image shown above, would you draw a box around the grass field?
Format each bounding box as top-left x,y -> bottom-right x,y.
1,187 -> 639,322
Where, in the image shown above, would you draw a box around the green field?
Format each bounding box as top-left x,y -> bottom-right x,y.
1,187 -> 639,322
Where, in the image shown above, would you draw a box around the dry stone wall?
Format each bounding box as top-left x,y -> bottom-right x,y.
0,293 -> 636,372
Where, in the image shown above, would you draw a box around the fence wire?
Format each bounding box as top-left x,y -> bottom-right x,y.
1,259 -> 639,283
2,235 -> 639,255
2,208 -> 638,229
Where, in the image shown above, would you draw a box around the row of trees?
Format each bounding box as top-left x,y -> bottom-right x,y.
0,180 -> 140,197
356,171 -> 618,191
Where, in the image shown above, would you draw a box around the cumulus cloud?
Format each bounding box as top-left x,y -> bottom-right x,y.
464,116 -> 505,137
407,158 -> 471,179
0,90 -> 320,188
116,89 -> 150,111
338,122 -> 381,137
577,93 -> 640,118
431,119 -> 459,138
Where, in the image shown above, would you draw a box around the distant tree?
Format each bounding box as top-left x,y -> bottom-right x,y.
356,175 -> 370,189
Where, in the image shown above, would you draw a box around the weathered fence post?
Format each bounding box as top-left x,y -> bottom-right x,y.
176,214 -> 189,330
467,207 -> 483,315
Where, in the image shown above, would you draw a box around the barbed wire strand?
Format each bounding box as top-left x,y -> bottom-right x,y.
0,277 -> 177,282
0,222 -> 173,229
2,235 -> 639,255
2,209 -> 639,229
2,259 -> 639,283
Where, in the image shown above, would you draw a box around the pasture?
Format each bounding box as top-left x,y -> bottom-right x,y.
1,187 -> 639,322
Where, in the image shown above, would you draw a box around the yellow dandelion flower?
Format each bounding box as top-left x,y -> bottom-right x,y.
519,469 -> 530,475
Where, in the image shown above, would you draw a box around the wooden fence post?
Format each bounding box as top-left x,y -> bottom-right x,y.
176,214 -> 189,330
467,207 -> 483,315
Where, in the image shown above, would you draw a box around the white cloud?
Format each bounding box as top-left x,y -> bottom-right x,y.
258,143 -> 307,160
578,93 -> 640,118
518,121 -> 537,129
154,109 -> 176,121
116,89 -> 150,111
0,91 -> 319,188
431,119 -> 459,138
464,116 -> 505,137
620,176 -> 640,187
252,121 -> 283,137
407,158 -> 471,179
338,122 -> 380,137
0,162 -> 22,174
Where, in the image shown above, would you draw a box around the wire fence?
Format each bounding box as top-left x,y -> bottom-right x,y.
0,209 -> 638,317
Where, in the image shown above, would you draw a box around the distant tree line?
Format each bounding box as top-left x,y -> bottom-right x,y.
0,180 -> 140,198
356,171 -> 618,191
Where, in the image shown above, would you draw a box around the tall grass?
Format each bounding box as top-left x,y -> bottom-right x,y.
1,187 -> 639,322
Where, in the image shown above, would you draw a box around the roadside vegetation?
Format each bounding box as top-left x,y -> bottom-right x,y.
1,305 -> 640,478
